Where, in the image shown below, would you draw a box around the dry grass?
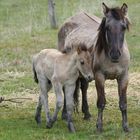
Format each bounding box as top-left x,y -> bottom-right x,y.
1,72 -> 140,111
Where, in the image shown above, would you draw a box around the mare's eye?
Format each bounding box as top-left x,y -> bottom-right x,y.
106,26 -> 110,31
80,60 -> 84,65
122,25 -> 126,31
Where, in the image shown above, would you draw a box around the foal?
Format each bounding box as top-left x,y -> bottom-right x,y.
32,44 -> 93,132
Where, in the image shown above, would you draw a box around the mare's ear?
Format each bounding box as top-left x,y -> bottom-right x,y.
121,3 -> 128,16
102,3 -> 110,16
77,46 -> 81,54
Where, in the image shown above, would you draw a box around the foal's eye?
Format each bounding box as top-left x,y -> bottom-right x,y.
80,60 -> 84,65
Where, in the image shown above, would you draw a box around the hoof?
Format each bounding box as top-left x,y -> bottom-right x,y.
123,126 -> 132,133
35,115 -> 41,125
123,123 -> 132,133
96,123 -> 103,133
83,113 -> 91,120
52,116 -> 57,124
68,122 -> 76,133
61,113 -> 67,121
46,121 -> 53,129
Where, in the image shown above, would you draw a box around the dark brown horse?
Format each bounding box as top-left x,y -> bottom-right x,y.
58,3 -> 131,132
93,3 -> 130,132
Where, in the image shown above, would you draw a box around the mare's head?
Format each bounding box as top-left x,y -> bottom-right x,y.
96,3 -> 130,63
76,44 -> 93,82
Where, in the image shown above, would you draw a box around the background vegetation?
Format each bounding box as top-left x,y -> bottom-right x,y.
0,0 -> 140,140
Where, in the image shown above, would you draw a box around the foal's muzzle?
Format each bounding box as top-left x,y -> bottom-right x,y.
86,74 -> 94,82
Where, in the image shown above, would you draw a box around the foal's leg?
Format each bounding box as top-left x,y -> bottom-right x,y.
51,81 -> 63,124
95,73 -> 105,132
62,79 -> 79,120
35,94 -> 42,124
80,78 -> 91,120
37,78 -> 52,128
35,79 -> 52,125
65,84 -> 76,133
117,72 -> 130,132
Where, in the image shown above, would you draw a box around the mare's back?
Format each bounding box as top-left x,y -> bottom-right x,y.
58,12 -> 101,51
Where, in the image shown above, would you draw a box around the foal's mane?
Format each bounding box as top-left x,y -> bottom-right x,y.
62,43 -> 88,54
95,7 -> 130,55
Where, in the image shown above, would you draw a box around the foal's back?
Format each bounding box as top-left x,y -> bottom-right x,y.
33,49 -> 77,82
33,49 -> 62,80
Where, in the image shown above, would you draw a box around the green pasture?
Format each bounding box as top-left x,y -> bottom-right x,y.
0,0 -> 140,140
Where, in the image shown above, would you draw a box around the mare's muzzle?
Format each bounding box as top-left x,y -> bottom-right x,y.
109,49 -> 121,63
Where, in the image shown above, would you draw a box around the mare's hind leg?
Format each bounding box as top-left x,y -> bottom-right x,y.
65,84 -> 76,133
117,72 -> 130,132
80,78 -> 91,120
95,73 -> 105,132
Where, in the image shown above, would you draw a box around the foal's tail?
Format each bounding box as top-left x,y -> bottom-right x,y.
32,61 -> 38,83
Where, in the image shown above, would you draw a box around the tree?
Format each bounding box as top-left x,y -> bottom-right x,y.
48,0 -> 57,29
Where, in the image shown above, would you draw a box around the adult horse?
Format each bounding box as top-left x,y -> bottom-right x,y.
58,3 -> 130,132
58,12 -> 101,120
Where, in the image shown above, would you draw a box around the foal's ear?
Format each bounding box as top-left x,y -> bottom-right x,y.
102,3 -> 110,16
88,45 -> 93,53
121,3 -> 128,16
77,46 -> 81,54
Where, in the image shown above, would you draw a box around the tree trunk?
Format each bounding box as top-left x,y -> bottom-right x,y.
48,0 -> 57,29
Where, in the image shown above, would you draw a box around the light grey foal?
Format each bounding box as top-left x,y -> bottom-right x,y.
32,44 -> 93,132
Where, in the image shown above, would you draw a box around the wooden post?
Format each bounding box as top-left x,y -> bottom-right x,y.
48,0 -> 57,29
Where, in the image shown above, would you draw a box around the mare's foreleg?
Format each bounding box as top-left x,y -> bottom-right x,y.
65,84 -> 76,132
95,73 -> 105,132
117,72 -> 130,132
80,78 -> 91,120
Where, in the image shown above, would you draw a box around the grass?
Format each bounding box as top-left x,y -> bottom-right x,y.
0,0 -> 140,140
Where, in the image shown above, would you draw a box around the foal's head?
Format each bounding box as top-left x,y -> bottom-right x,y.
96,3 -> 130,63
76,44 -> 93,82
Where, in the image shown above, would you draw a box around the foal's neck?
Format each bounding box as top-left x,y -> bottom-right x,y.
64,52 -> 79,77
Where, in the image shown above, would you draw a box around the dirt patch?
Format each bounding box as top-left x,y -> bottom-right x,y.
1,72 -> 140,109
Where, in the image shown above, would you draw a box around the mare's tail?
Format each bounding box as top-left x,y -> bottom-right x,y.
32,61 -> 38,83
